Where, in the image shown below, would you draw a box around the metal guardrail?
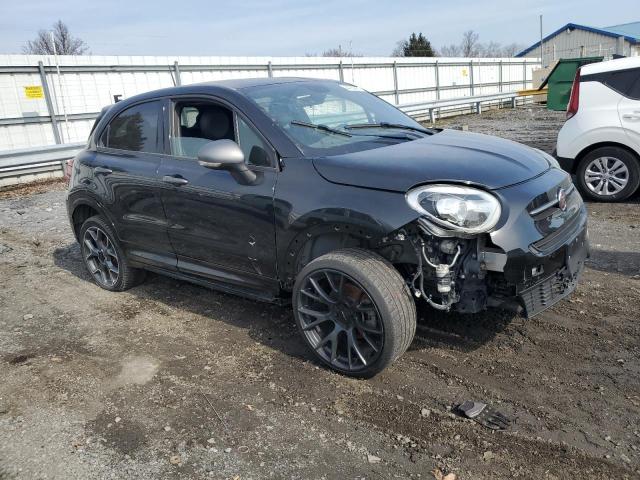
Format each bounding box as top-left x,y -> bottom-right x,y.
0,92 -> 533,186
398,92 -> 524,122
0,142 -> 84,181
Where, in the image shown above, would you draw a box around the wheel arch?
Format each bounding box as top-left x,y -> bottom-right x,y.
278,215 -> 421,291
68,194 -> 114,242
280,223 -> 381,290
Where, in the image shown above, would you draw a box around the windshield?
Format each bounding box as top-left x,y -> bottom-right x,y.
242,81 -> 431,155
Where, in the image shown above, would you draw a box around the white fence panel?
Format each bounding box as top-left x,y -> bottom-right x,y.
0,54 -> 540,150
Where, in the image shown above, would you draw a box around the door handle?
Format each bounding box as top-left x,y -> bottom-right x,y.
94,166 -> 113,174
162,175 -> 189,186
622,114 -> 640,121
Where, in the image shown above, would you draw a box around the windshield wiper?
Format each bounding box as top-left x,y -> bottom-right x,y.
291,120 -> 352,137
344,122 -> 433,135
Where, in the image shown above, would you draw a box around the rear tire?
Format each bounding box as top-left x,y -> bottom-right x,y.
79,215 -> 146,291
576,146 -> 640,202
293,248 -> 416,378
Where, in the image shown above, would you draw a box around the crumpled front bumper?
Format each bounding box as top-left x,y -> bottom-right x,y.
517,223 -> 588,317
482,168 -> 590,317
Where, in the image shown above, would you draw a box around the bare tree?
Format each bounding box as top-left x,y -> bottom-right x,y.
478,41 -> 502,57
391,40 -> 406,57
460,30 -> 480,57
321,45 -> 362,57
438,32 -> 525,58
438,44 -> 461,57
22,20 -> 89,55
501,42 -> 526,57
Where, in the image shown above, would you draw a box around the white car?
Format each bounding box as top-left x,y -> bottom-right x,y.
556,56 -> 640,201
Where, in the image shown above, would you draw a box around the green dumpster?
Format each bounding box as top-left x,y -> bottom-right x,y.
540,57 -> 603,111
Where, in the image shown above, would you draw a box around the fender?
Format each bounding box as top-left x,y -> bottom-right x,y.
66,190 -> 118,242
274,157 -> 420,288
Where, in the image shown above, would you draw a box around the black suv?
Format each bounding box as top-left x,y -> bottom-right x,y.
67,78 -> 589,377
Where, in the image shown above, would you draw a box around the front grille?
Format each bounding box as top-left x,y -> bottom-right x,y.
527,177 -> 574,217
531,209 -> 584,255
528,178 -> 585,256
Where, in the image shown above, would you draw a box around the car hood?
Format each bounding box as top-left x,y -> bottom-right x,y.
311,129 -> 551,192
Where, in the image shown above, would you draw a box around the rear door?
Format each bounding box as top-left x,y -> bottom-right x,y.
91,99 -> 176,269
616,67 -> 640,152
156,96 -> 279,293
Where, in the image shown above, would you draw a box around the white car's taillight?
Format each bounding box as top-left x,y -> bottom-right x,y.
566,68 -> 581,119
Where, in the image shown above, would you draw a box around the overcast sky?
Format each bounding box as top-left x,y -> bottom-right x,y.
0,0 -> 637,56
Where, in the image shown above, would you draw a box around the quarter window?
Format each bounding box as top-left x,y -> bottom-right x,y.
587,68 -> 640,100
627,75 -> 640,101
605,69 -> 638,98
101,101 -> 161,153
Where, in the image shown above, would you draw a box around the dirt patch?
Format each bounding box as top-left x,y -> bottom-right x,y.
0,106 -> 639,478
0,178 -> 66,200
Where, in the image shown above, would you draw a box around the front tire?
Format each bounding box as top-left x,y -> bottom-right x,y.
79,215 -> 145,291
576,146 -> 640,202
293,248 -> 416,378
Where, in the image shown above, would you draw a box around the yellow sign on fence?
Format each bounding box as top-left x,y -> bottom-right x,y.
24,85 -> 44,99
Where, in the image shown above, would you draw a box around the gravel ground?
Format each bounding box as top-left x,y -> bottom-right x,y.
0,105 -> 639,479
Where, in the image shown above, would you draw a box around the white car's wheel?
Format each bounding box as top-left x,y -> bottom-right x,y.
576,147 -> 640,202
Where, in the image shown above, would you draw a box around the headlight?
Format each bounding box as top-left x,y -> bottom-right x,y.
406,184 -> 501,234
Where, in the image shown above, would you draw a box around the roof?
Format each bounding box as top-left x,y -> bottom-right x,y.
193,76 -> 321,90
106,77 -> 338,111
582,55 -> 640,75
516,22 -> 640,57
604,21 -> 640,39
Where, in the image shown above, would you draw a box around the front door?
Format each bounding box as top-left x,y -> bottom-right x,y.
157,97 -> 279,292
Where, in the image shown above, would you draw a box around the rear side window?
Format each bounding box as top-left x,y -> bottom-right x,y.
100,101 -> 161,153
89,106 -> 112,138
628,76 -> 640,100
584,67 -> 640,100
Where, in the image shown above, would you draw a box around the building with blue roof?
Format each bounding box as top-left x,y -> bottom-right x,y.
516,22 -> 640,66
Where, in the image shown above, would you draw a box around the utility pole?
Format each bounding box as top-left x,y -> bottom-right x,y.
349,40 -> 354,83
50,30 -> 70,143
539,14 -> 544,67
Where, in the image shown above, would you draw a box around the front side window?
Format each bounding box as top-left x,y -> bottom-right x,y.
243,81 -> 431,155
171,102 -> 235,158
171,101 -> 272,167
101,101 -> 161,153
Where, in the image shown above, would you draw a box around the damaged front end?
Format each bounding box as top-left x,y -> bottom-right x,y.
380,170 -> 590,318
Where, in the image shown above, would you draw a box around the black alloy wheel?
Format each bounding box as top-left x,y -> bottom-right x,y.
83,225 -> 120,288
79,215 -> 145,291
297,268 -> 385,372
293,249 -> 416,378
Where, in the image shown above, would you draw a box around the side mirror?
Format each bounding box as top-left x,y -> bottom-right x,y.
197,140 -> 257,185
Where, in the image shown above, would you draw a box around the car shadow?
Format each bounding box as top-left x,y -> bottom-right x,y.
53,242 -> 519,366
411,303 -> 517,353
586,248 -> 640,277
